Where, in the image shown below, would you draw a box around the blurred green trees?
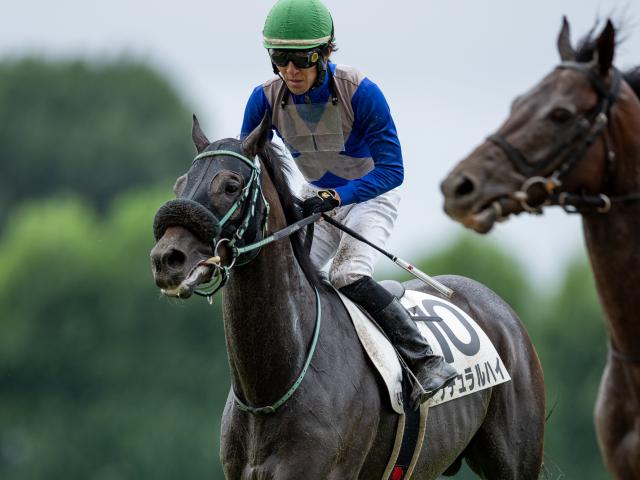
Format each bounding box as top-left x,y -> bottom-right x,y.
535,261 -> 608,479
0,57 -> 611,479
0,58 -> 194,227
0,193 -> 229,480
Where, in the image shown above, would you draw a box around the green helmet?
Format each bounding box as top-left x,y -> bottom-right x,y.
263,0 -> 334,50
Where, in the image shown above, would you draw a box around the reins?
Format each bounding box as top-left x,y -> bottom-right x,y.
186,148 -> 324,415
233,287 -> 322,414
193,210 -> 321,301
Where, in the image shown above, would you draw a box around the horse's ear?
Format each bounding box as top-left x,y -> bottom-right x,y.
557,16 -> 575,61
596,20 -> 615,76
192,114 -> 209,153
173,174 -> 187,197
241,113 -> 271,158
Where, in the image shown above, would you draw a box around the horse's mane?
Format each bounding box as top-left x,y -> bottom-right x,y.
258,141 -> 326,290
574,23 -> 602,63
573,21 -> 640,100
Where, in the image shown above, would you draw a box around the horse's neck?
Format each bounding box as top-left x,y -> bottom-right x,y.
222,238 -> 316,405
583,88 -> 640,358
221,159 -> 318,406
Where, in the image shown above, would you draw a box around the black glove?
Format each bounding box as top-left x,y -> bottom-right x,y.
302,189 -> 341,217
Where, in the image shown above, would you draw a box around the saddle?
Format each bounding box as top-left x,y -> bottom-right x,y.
336,280 -> 512,480
338,279 -> 511,410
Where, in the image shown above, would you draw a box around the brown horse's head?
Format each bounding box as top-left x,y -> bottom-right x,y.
150,115 -> 273,298
441,18 -> 632,233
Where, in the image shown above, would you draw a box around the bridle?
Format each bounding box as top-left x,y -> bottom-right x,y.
489,63 -> 640,364
181,149 -> 272,297
185,148 -> 323,301
488,61 -> 640,216
153,145 -> 321,297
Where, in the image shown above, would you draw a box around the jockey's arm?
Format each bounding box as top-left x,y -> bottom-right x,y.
334,79 -> 404,206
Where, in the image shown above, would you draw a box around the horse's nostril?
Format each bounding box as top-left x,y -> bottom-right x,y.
454,175 -> 476,198
164,249 -> 186,269
152,256 -> 162,273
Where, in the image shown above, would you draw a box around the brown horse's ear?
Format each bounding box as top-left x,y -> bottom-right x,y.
241,113 -> 271,158
557,16 -> 575,61
596,20 -> 615,76
192,114 -> 209,153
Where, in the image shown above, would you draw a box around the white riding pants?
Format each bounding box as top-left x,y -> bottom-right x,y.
300,184 -> 401,289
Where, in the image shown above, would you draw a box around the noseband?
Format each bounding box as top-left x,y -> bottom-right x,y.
487,61 -> 634,215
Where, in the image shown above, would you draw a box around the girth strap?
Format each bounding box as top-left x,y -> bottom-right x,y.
609,340 -> 640,364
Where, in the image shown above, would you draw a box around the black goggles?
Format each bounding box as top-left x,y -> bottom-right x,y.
269,49 -> 321,69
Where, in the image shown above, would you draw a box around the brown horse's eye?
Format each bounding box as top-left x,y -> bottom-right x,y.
225,182 -> 241,195
549,107 -> 574,123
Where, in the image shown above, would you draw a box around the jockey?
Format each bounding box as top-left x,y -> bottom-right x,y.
241,0 -> 457,406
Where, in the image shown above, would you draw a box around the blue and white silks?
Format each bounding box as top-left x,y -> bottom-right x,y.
241,62 -> 404,206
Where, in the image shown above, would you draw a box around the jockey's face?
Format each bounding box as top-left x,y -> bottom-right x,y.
277,62 -> 318,95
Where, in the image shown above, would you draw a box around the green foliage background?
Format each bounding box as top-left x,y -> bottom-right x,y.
0,58 -> 609,479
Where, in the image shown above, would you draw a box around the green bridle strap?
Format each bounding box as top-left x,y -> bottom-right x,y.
191,148 -> 269,299
192,149 -> 264,231
232,287 -> 322,415
193,149 -> 258,168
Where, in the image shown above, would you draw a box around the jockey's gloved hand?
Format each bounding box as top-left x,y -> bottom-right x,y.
302,189 -> 341,217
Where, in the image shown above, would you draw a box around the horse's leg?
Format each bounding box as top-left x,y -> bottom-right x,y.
595,363 -> 640,479
463,340 -> 545,479
440,276 -> 546,480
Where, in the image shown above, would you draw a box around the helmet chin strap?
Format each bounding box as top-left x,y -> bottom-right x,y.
314,58 -> 328,87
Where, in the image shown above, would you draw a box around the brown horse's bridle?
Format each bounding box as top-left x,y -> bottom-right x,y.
490,63 -> 640,364
488,61 -> 640,216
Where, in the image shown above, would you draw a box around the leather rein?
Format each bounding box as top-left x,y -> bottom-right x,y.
488,61 -> 640,217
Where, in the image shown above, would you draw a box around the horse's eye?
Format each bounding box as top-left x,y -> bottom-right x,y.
549,107 -> 574,123
225,182 -> 240,195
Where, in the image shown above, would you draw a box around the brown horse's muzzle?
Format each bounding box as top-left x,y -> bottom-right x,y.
440,147 -> 526,234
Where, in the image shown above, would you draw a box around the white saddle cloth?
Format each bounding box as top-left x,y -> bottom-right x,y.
336,288 -> 511,414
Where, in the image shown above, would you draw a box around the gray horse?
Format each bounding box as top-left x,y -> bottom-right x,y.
150,116 -> 545,479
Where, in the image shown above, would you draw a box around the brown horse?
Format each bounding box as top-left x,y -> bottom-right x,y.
441,18 -> 640,479
150,115 -> 545,478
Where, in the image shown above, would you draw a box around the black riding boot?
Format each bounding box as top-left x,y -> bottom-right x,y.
340,276 -> 458,409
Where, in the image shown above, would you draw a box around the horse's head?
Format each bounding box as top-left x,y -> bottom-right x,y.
150,114 -> 272,298
441,18 -> 625,233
